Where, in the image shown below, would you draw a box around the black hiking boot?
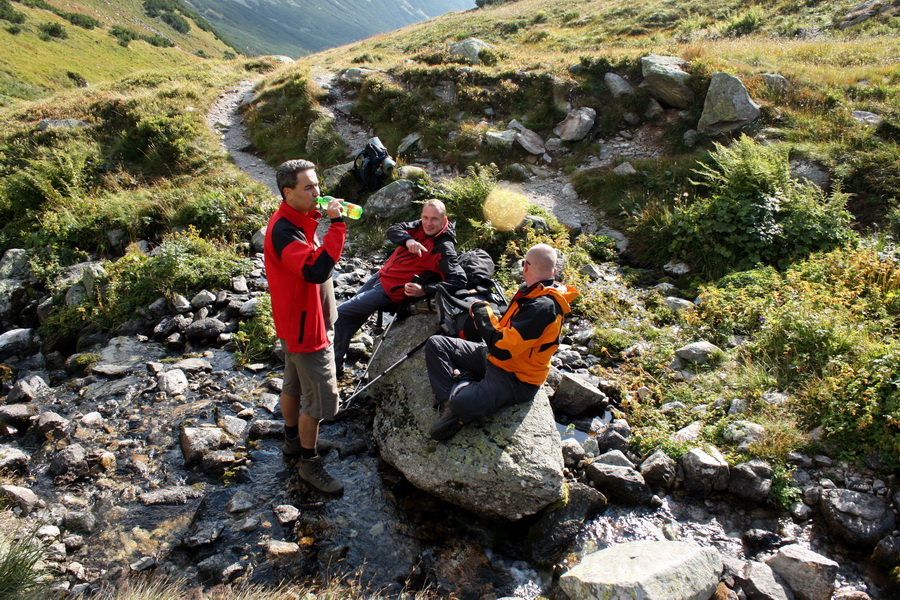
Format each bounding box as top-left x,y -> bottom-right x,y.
297,455 -> 344,495
428,409 -> 464,441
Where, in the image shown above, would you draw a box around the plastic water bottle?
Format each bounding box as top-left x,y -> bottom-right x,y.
316,196 -> 363,220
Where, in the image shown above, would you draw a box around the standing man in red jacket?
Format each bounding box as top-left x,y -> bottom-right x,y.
333,199 -> 466,376
264,159 -> 346,494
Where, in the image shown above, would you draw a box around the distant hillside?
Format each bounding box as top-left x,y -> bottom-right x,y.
0,0 -> 239,103
181,0 -> 474,57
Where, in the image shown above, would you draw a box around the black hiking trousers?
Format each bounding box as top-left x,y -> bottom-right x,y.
424,335 -> 538,423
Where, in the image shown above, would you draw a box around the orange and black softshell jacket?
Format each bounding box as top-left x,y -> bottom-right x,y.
264,201 -> 346,353
472,280 -> 579,386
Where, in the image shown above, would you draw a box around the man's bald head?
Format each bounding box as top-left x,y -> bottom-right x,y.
524,243 -> 558,284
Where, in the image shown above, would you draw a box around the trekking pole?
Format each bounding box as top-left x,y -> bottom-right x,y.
350,311 -> 396,397
342,334 -> 435,407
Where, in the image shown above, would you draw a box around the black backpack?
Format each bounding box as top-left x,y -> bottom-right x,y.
353,137 -> 391,192
436,249 -> 508,342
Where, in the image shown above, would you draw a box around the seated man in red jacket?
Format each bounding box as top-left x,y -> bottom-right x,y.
264,159 -> 345,494
425,243 -> 579,440
333,199 -> 466,376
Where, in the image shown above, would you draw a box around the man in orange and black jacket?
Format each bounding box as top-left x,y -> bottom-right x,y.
424,243 -> 579,441
333,199 -> 465,376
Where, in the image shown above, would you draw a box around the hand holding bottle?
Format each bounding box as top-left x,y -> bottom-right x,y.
316,196 -> 363,220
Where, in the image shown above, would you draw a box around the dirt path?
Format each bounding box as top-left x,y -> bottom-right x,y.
206,78 -> 279,196
207,70 -> 602,234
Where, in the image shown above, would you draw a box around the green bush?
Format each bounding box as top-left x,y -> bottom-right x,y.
95,228 -> 250,328
110,25 -> 138,46
37,22 -> 67,40
579,234 -> 619,262
724,8 -> 763,36
1,140 -> 101,220
668,136 -> 856,278
0,0 -> 25,24
144,34 -> 174,47
116,112 -> 204,174
428,163 -> 498,244
161,11 -> 189,33
62,11 -> 102,29
234,294 -> 275,365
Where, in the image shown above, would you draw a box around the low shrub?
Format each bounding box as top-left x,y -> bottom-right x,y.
94,228 -> 250,328
62,11 -> 102,29
668,136 -> 856,278
38,22 -> 67,40
233,294 -> 275,365
0,0 -> 25,24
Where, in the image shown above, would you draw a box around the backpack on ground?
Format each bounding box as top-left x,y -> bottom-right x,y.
353,136 -> 392,192
436,249 -> 508,343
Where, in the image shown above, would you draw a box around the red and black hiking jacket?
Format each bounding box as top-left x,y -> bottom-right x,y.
264,202 -> 346,353
472,280 -> 579,386
377,218 -> 466,303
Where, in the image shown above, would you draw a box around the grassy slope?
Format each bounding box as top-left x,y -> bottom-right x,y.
0,0 -> 235,103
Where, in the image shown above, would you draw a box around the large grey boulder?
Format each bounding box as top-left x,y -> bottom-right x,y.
158,369 -> 189,396
698,72 -> 760,136
0,279 -> 26,318
584,462 -> 653,506
364,179 -> 417,220
180,427 -> 231,466
729,459 -> 773,503
0,248 -> 29,279
525,481 -> 607,566
340,67 -> 378,82
0,445 -> 29,473
640,449 -> 677,492
0,485 -> 42,515
762,73 -> 791,94
99,336 -> 166,367
675,340 -> 722,364
819,488 -> 896,548
552,373 -> 608,416
0,328 -> 33,359
640,54 -> 693,109
724,420 -> 766,451
484,129 -> 517,149
322,161 -> 354,191
515,127 -> 546,155
681,446 -> 730,495
765,544 -> 838,600
559,540 -> 722,600
605,72 -> 635,98
742,560 -> 794,600
449,37 -> 495,64
369,314 -> 565,520
553,107 -> 596,142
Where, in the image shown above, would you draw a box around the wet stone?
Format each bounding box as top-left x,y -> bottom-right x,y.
274,504 -> 300,525
202,450 -> 237,477
0,445 -> 30,473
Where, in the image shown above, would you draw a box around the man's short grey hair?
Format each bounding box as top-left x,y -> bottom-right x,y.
276,159 -> 316,199
423,198 -> 447,219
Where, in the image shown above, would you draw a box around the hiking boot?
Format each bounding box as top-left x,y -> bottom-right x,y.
297,455 -> 344,494
429,410 -> 464,441
281,435 -> 301,458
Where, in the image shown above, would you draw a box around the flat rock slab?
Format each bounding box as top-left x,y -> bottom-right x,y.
560,540 -> 722,600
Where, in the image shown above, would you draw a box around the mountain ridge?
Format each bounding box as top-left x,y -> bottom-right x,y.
182,0 -> 474,57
